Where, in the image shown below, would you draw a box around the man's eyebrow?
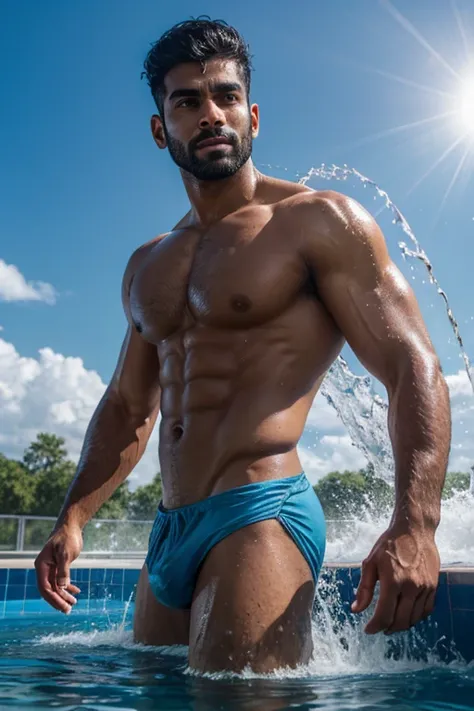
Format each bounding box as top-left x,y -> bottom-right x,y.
168,82 -> 243,102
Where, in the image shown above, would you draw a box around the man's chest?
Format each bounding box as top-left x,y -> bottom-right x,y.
129,210 -> 308,341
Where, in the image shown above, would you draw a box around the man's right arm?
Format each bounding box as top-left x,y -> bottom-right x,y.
55,245 -> 161,530
35,244 -> 161,611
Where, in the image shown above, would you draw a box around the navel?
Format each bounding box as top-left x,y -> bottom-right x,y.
172,423 -> 184,441
230,294 -> 252,313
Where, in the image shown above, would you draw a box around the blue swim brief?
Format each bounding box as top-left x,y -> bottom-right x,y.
145,472 -> 326,609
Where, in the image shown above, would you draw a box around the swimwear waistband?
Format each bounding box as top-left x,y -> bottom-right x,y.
157,472 -> 307,515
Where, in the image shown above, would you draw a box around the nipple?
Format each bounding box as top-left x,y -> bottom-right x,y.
231,294 -> 252,313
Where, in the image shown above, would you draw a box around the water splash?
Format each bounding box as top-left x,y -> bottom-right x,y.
184,572 -> 464,680
299,164 -> 474,393
290,163 -> 474,484
325,487 -> 474,565
322,356 -> 394,478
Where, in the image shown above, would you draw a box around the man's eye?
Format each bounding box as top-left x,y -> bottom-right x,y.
225,94 -> 237,102
178,99 -> 198,108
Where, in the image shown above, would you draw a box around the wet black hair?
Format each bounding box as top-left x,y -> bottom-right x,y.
142,17 -> 253,115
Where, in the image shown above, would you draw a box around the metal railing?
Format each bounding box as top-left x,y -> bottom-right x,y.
0,514 -> 351,556
0,514 -> 153,556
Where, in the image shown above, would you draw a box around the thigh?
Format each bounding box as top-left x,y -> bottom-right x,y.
133,564 -> 190,646
188,519 -> 315,673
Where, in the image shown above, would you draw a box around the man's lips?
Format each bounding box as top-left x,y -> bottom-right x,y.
196,137 -> 232,149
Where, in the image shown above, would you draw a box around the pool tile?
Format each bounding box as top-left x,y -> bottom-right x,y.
448,571 -> 474,587
71,568 -> 88,583
24,585 -> 40,600
106,584 -> 124,601
425,580 -> 453,652
108,569 -> 124,585
26,569 -> 37,585
7,569 -> 26,585
90,583 -> 106,599
124,569 -> 139,584
77,582 -> 90,599
90,568 -> 106,583
349,567 -> 362,589
0,570 -> 8,585
447,583 -> 474,611
123,585 -> 137,602
6,584 -> 25,600
451,609 -> 474,662
438,571 -> 448,586
0,586 -> 6,602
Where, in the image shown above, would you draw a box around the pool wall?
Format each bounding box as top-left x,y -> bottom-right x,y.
1,564 -> 473,662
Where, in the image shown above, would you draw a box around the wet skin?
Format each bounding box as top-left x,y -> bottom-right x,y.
35,58 -> 450,673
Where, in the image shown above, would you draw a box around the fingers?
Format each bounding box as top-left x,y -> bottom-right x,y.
351,558 -> 377,613
35,558 -> 74,614
364,579 -> 399,634
35,555 -> 82,613
54,553 -> 81,606
386,591 -> 420,634
55,583 -> 79,607
423,589 -> 437,619
375,586 -> 437,635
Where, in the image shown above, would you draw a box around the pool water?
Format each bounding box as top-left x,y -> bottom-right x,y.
1,601 -> 473,710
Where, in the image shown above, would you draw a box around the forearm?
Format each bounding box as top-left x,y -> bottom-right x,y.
388,356 -> 451,534
55,390 -> 159,530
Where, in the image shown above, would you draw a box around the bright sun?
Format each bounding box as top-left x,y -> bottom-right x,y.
459,79 -> 474,135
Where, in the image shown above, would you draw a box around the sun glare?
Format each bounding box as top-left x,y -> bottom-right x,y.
459,78 -> 474,135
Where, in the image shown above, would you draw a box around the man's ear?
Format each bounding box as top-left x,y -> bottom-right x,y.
151,115 -> 166,149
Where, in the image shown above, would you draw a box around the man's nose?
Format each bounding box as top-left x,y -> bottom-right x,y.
198,100 -> 226,129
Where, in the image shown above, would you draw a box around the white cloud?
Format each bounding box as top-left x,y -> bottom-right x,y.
0,335 -> 159,486
0,260 -> 57,304
298,435 -> 367,485
446,368 -> 473,400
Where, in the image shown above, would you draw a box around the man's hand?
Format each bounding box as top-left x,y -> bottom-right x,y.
34,523 -> 83,614
351,523 -> 440,634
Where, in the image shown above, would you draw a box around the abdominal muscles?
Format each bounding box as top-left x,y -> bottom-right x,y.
156,298 -> 343,508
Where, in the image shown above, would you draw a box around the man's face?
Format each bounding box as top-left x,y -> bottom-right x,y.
155,59 -> 258,181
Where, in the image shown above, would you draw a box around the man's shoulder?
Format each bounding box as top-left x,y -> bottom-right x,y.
123,233 -> 169,284
276,185 -> 357,216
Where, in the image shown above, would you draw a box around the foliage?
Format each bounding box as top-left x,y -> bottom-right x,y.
442,471 -> 470,499
314,466 -> 472,520
127,474 -> 163,520
314,468 -> 394,520
0,433 -> 161,552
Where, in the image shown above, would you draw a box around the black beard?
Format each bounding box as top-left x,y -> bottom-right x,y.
163,122 -> 253,181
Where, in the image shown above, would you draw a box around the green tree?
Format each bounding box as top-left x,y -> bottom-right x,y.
23,433 -> 69,474
128,474 -> 163,520
0,454 -> 36,514
96,484 -> 131,520
314,468 -> 393,520
442,471 -> 470,499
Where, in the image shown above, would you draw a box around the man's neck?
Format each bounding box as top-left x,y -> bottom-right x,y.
181,160 -> 262,228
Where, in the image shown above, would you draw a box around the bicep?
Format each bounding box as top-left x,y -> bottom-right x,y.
320,264 -> 435,388
108,248 -> 161,418
109,325 -> 161,419
311,198 -> 437,390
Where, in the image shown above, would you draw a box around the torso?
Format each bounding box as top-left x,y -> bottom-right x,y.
129,178 -> 344,507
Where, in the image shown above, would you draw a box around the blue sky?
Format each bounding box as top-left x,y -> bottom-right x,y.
1,0 -> 473,485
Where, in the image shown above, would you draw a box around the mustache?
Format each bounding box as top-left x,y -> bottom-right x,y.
190,129 -> 237,150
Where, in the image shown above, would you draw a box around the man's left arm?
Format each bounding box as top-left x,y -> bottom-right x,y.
303,191 -> 451,635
